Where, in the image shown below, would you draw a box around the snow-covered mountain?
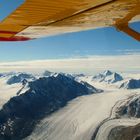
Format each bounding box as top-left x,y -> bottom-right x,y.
92,70 -> 123,83
43,71 -> 76,80
0,73 -> 100,140
116,94 -> 140,118
25,72 -> 140,140
6,73 -> 35,85
43,70 -> 54,77
120,79 -> 140,89
0,70 -> 140,140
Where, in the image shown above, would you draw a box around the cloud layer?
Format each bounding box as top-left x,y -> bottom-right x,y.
0,54 -> 140,74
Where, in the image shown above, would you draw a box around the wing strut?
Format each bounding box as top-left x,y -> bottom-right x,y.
115,1 -> 140,41
116,23 -> 140,41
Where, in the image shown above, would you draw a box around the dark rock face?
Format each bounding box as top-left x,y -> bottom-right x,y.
73,73 -> 85,77
108,125 -> 140,140
103,70 -> 113,76
120,79 -> 140,89
116,95 -> 140,118
107,95 -> 140,140
80,81 -> 103,93
112,73 -> 123,83
0,73 -> 3,77
7,73 -> 35,85
0,74 -> 99,140
108,126 -> 126,140
136,136 -> 140,140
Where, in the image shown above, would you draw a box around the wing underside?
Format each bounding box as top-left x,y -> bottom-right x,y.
0,0 -> 140,41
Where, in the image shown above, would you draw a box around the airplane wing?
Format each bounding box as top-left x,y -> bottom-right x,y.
0,0 -> 140,41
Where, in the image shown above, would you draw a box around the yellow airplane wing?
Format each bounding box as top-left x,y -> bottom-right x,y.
0,0 -> 140,41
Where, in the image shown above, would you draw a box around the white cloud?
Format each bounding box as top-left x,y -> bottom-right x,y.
0,54 -> 140,75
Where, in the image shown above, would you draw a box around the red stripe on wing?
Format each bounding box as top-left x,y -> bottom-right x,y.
0,36 -> 32,41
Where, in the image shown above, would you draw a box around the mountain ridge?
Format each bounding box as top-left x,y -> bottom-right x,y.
0,73 -> 101,140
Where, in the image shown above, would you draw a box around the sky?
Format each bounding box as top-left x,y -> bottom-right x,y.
0,22 -> 140,61
0,1 -> 140,74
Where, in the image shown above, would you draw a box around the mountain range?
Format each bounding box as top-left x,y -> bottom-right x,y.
0,70 -> 140,140
0,73 -> 101,140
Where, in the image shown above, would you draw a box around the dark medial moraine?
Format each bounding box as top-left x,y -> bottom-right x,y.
107,95 -> 140,140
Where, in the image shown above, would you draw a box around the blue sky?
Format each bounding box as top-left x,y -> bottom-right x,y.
0,1 -> 140,62
0,0 -> 24,21
0,22 -> 140,62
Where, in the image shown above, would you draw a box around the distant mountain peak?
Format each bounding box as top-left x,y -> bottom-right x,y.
43,70 -> 53,77
6,72 -> 35,85
120,79 -> 140,89
93,70 -> 123,83
103,70 -> 113,76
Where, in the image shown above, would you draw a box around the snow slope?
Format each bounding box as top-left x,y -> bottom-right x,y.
0,76 -> 22,108
0,71 -> 140,140
26,80 -> 139,140
0,72 -> 36,109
